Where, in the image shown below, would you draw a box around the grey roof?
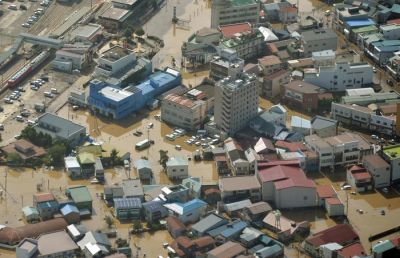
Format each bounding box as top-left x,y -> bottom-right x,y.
114,197 -> 142,209
94,158 -> 103,171
134,159 -> 151,170
255,245 -> 283,258
284,80 -> 323,94
311,116 -> 338,130
37,230 -> 78,255
191,213 -> 228,234
122,179 -> 144,198
104,186 -> 124,197
77,231 -> 111,250
142,200 -> 167,213
301,28 -> 337,42
35,113 -> 85,139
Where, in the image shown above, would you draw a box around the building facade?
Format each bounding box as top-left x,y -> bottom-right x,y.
211,0 -> 260,28
301,29 -> 338,57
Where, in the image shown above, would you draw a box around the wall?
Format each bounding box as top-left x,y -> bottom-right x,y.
274,187 -> 317,208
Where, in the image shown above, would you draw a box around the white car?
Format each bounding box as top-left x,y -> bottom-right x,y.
22,23 -> 31,28
175,145 -> 182,150
371,134 -> 378,140
16,115 -> 24,122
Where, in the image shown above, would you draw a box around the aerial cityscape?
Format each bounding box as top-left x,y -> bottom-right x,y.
0,0 -> 400,257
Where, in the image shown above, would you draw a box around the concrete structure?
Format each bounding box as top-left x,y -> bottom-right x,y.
382,145 -> 400,183
301,29 -> 338,57
311,116 -> 338,138
121,179 -> 144,200
346,165 -> 373,192
365,40 -> 400,66
261,69 -> 290,99
89,68 -> 181,119
60,204 -> 81,224
209,49 -> 245,81
312,50 -> 336,67
257,164 -> 316,208
34,113 -> 86,147
66,186 -> 93,214
211,0 -> 260,28
325,198 -> 345,217
164,199 -> 207,224
182,177 -> 202,199
220,28 -> 264,60
282,80 -> 332,112
98,6 -> 132,31
64,156 -> 81,179
214,73 -> 258,136
363,154 -> 390,188
224,138 -> 250,175
159,185 -> 190,203
304,62 -> 373,92
53,44 -> 91,72
219,175 -> 261,202
134,159 -> 152,180
70,23 -> 103,43
258,55 -> 282,76
142,201 -> 168,223
331,102 -> 371,130
263,212 -> 310,242
166,157 -> 189,179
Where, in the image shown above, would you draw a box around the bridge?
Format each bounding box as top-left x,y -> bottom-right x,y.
0,33 -> 63,68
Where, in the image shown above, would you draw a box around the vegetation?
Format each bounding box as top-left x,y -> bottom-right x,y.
7,153 -> 23,165
132,220 -> 142,231
115,238 -> 129,248
20,126 -> 52,148
123,26 -> 134,38
104,215 -> 114,229
159,150 -> 169,169
48,143 -> 67,166
110,148 -> 119,166
135,27 -> 145,37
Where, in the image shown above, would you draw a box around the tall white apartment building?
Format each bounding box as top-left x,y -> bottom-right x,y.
211,0 -> 260,28
214,73 -> 259,136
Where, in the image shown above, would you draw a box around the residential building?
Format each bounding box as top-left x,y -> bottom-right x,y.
365,40 -> 400,66
331,102 -> 371,130
209,48 -> 245,81
257,164 -> 316,208
142,201 -> 168,223
113,197 -> 142,220
53,44 -> 91,72
64,157 -> 81,179
224,138 -> 250,175
207,241 -> 246,258
0,218 -> 68,246
254,137 -> 276,155
34,113 -> 86,147
121,179 -> 144,200
88,68 -> 181,119
66,186 -> 93,214
325,198 -> 345,217
214,72 -> 259,136
171,236 -> 215,257
263,212 -> 310,242
312,49 -> 336,67
258,55 -> 282,76
303,62 -> 373,92
1,139 -> 46,162
282,80 -> 332,112
219,175 -> 261,202
382,145 -> 400,183
159,185 -> 190,203
182,177 -> 202,199
263,1 -> 297,24
94,45 -> 152,86
166,216 -> 187,238
301,29 -> 338,57
191,213 -> 229,237
212,220 -> 248,243
260,69 -> 290,99
311,116 -> 338,138
242,202 -> 272,222
77,231 -> 111,256
211,0 -> 260,28
22,206 -> 40,223
94,158 -> 104,182
249,107 -> 287,139
370,113 -> 396,136
164,199 -> 207,224
386,51 -> 400,80
224,199 -> 252,216
70,23 -> 103,43
103,186 -> 124,204
291,116 -> 311,136
363,154 -> 390,188
134,159 -> 152,180
60,204 -> 81,224
220,27 -> 265,60
166,157 -> 189,179
35,195 -> 59,221
346,165 -> 373,192
304,224 -> 359,257
98,6 -> 132,31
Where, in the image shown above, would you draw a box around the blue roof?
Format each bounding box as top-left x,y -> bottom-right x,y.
220,221 -> 247,238
255,245 -> 283,258
136,81 -> 154,96
345,19 -> 375,27
114,197 -> 142,209
291,116 -> 311,129
142,200 -> 167,212
149,71 -> 177,88
61,204 -> 79,215
181,199 -> 207,213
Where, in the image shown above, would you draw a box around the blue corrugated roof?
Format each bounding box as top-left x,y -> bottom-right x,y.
150,71 -> 176,88
345,19 -> 375,27
221,221 -> 247,238
61,204 -> 79,215
181,198 -> 207,213
114,197 -> 142,209
291,116 -> 311,129
37,200 -> 58,209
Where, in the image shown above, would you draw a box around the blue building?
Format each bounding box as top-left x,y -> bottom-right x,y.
37,200 -> 59,221
88,68 -> 182,119
60,204 -> 81,224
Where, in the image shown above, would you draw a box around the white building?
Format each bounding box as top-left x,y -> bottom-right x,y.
224,138 -> 250,175
370,113 -> 396,136
95,45 -> 136,77
219,175 -> 261,202
211,0 -> 260,28
53,45 -> 91,72
210,49 -> 245,81
214,73 -> 259,136
331,102 -> 371,129
166,157 -> 189,179
64,156 -> 81,178
312,50 -> 336,67
325,198 -> 345,217
304,62 -> 373,92
363,155 -> 390,188
301,29 -> 338,57
380,24 -> 400,40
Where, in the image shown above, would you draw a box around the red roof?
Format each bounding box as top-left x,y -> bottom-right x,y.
33,193 -> 55,203
391,235 -> 400,246
306,224 -> 359,247
352,172 -> 371,181
316,185 -> 336,199
275,141 -> 307,152
257,160 -> 300,169
388,18 -> 400,25
218,22 -> 252,38
326,198 -> 342,205
347,165 -> 367,173
258,165 -> 315,189
337,242 -> 366,258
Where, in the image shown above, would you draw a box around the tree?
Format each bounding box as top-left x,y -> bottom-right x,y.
159,150 -> 169,169
135,27 -> 145,37
48,144 -> 67,166
104,215 -> 114,228
7,153 -> 23,165
110,148 -> 119,166
132,220 -> 142,231
123,26 -> 133,38
115,238 -> 129,248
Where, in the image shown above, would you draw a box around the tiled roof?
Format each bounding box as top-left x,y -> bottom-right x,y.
306,224 -> 359,247
219,22 -> 252,38
316,185 -> 336,199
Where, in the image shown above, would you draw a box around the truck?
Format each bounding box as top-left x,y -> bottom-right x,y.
135,139 -> 152,151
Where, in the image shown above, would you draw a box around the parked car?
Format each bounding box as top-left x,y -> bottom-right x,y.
16,115 -> 24,122
0,124 -> 4,130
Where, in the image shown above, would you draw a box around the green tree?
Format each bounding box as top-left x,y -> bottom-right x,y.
132,220 -> 142,231
135,27 -> 145,37
123,26 -> 133,38
159,150 -> 169,169
48,144 -> 66,166
115,238 -> 129,248
7,153 -> 23,165
110,148 -> 119,166
141,156 -> 148,160
104,215 -> 114,228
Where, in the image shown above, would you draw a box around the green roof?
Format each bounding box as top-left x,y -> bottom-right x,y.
78,152 -> 96,164
77,145 -> 103,157
352,25 -> 378,34
221,31 -> 263,48
231,0 -> 257,6
383,145 -> 400,160
67,186 -> 92,203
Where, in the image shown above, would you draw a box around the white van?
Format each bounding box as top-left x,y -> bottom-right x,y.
50,88 -> 58,94
8,4 -> 17,10
27,120 -> 36,126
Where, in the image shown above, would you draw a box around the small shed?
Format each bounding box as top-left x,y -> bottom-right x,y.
325,198 -> 345,217
61,204 -> 81,224
22,206 -> 40,223
134,159 -> 152,180
65,156 -> 81,179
